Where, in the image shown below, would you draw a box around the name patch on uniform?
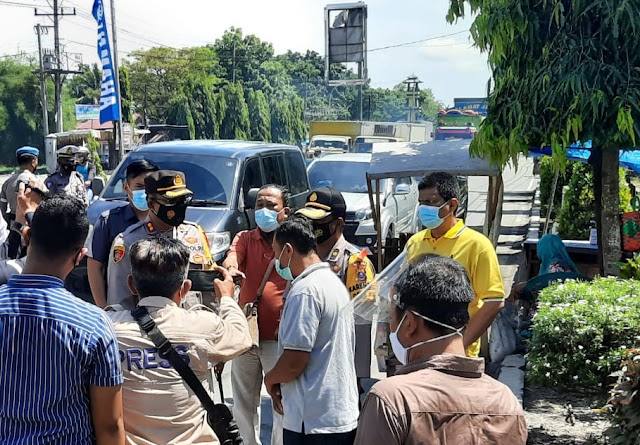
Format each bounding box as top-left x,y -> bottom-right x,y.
119,345 -> 190,371
113,245 -> 125,263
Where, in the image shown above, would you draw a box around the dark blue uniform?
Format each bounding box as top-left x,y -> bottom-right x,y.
87,204 -> 139,264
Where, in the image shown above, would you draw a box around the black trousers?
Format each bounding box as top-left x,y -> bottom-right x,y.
283,427 -> 356,445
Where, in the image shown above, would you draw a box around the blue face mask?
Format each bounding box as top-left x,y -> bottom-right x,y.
418,201 -> 449,229
255,208 -> 281,233
131,189 -> 149,211
275,244 -> 294,281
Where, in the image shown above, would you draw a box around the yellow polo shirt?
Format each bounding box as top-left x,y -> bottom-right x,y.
404,220 -> 505,357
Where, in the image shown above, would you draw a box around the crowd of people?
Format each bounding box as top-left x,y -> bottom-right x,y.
0,144 -> 529,445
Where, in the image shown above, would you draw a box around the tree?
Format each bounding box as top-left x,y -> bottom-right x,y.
165,93 -> 195,139
183,76 -> 220,139
0,60 -> 42,164
447,0 -> 640,274
68,63 -> 101,105
246,89 -> 271,141
119,66 -> 134,124
220,83 -> 250,140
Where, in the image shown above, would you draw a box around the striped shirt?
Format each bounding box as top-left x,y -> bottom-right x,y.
0,274 -> 123,444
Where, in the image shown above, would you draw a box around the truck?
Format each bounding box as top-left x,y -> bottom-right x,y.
307,120 -> 433,158
435,108 -> 483,141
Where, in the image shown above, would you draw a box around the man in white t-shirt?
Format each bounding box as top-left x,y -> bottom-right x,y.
265,217 -> 358,445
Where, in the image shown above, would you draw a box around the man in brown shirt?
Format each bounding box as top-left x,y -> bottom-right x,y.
222,184 -> 290,445
355,255 -> 527,445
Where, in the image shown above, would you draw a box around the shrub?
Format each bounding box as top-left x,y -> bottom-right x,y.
527,277 -> 640,392
557,164 -> 632,239
539,157 -> 571,219
605,349 -> 640,445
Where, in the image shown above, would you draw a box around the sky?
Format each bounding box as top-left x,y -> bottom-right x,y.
0,0 -> 490,106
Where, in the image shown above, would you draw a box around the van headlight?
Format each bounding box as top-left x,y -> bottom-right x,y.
354,208 -> 372,221
207,231 -> 231,255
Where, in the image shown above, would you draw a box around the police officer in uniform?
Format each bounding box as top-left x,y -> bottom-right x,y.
0,146 -> 47,259
296,186 -> 376,399
106,170 -> 215,310
45,145 -> 88,206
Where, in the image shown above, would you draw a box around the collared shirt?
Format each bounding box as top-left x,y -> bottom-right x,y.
278,262 -> 359,434
87,203 -> 139,263
106,218 -> 214,309
226,228 -> 287,340
405,220 -> 505,357
107,296 -> 252,445
355,354 -> 527,445
45,171 -> 89,206
0,274 -> 122,444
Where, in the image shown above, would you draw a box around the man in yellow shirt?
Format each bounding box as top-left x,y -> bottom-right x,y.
404,172 -> 504,357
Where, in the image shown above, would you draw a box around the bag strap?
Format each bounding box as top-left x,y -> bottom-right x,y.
131,306 -> 217,413
255,259 -> 275,305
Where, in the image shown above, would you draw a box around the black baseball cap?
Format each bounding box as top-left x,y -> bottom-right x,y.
296,186 -> 347,220
144,170 -> 193,199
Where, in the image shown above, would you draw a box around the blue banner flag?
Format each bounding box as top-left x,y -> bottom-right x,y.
92,0 -> 120,124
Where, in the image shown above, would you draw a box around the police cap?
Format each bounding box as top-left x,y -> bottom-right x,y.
144,170 -> 193,199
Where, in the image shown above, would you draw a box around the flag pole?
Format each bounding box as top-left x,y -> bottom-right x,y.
110,0 -> 124,164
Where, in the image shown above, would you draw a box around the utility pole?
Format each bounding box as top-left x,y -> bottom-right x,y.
110,0 -> 125,163
35,1 -> 76,133
232,41 -> 236,83
34,24 -> 51,137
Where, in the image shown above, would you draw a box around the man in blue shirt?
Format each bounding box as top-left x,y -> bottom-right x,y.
87,160 -> 158,308
0,195 -> 125,445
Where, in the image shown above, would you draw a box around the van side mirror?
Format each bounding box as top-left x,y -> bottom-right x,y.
91,177 -> 105,197
245,188 -> 260,210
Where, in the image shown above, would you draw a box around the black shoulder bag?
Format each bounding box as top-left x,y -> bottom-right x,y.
131,306 -> 243,445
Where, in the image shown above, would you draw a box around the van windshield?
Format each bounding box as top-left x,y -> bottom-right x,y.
308,160 -> 386,193
103,152 -> 238,204
310,139 -> 349,150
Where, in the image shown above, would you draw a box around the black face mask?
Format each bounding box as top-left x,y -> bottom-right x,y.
60,163 -> 74,174
314,220 -> 337,245
153,201 -> 189,227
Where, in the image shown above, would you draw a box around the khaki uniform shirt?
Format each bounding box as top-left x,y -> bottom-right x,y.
355,354 -> 527,445
45,171 -> 88,206
0,169 -> 45,216
323,235 -> 375,299
106,218 -> 214,309
107,296 -> 252,445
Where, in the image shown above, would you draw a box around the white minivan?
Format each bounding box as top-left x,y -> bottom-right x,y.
306,153 -> 418,255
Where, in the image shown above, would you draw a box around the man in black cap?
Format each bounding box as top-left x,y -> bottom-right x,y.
105,170 -> 215,309
45,145 -> 88,206
296,186 -> 376,401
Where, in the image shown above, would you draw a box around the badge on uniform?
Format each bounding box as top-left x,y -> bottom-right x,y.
146,221 -> 155,233
113,245 -> 126,263
331,263 -> 341,273
357,271 -> 366,282
329,248 -> 339,261
192,253 -> 205,264
185,236 -> 198,244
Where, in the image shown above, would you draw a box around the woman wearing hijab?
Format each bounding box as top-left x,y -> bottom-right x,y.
509,234 -> 579,299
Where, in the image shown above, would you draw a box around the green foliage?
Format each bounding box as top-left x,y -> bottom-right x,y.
68,63 -> 101,105
119,66 -> 134,124
184,76 -> 220,139
165,94 -> 195,139
447,0 -> 640,165
85,134 -> 105,177
557,164 -> 632,239
605,349 -> 640,445
528,278 -> 640,392
220,83 -> 250,140
616,254 -> 640,281
539,158 -> 572,219
0,60 -> 43,164
246,89 -> 271,141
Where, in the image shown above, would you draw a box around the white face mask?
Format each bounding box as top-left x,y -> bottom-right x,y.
390,310 -> 465,365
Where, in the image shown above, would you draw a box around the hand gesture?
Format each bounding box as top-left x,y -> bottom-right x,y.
213,265 -> 235,299
16,180 -> 43,224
